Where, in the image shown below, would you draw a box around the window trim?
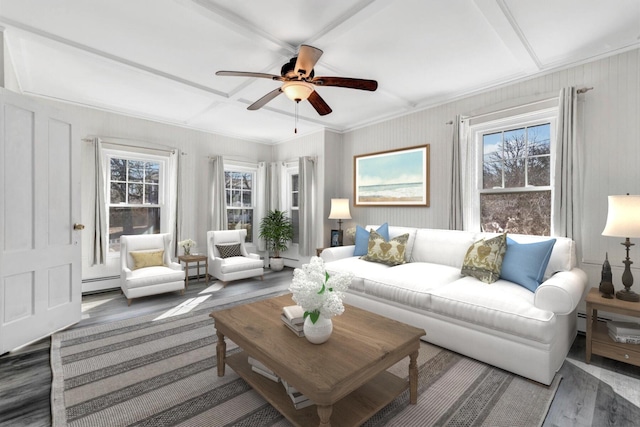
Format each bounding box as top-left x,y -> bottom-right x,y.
467,107 -> 558,234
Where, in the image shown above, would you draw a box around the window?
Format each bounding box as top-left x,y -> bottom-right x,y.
106,153 -> 166,252
290,172 -> 300,244
225,168 -> 255,242
473,111 -> 556,236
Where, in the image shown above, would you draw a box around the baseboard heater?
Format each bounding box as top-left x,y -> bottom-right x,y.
82,275 -> 120,295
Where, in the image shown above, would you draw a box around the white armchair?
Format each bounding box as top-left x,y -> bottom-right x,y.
207,229 -> 264,285
120,233 -> 185,306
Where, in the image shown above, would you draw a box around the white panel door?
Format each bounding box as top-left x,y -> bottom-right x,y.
0,89 -> 81,354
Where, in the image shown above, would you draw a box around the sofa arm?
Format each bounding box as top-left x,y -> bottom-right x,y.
534,268 -> 588,315
248,253 -> 260,260
320,245 -> 356,262
167,262 -> 183,271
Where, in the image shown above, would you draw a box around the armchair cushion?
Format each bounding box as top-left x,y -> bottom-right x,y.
216,243 -> 242,258
130,250 -> 165,269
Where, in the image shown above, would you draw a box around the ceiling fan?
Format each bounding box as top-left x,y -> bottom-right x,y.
216,45 -> 378,116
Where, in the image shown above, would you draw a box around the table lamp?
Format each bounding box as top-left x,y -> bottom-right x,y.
602,194 -> 640,302
328,198 -> 351,246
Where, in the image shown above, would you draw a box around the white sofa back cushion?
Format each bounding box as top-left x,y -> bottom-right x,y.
410,229 -> 477,268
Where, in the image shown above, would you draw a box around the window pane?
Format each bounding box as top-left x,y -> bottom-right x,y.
528,156 -> 550,186
145,162 -> 160,183
128,183 -> 143,204
504,159 -> 525,187
145,184 -> 159,204
110,158 -> 126,181
503,128 -> 526,160
232,172 -> 243,189
483,161 -> 502,189
128,160 -> 145,182
483,132 -> 503,163
226,190 -> 232,206
291,210 -> 299,244
527,124 -> 551,156
480,191 -> 551,236
292,174 -> 299,192
108,207 -> 160,252
227,209 -> 253,243
292,192 -> 299,207
241,173 -> 252,190
110,183 -> 126,203
230,190 -> 241,206
224,171 -> 232,189
242,191 -> 251,207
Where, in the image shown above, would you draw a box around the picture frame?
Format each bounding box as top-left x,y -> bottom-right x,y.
330,229 -> 343,247
354,144 -> 430,206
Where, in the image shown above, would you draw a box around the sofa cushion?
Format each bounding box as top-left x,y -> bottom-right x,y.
130,250 -> 165,270
216,243 -> 242,258
324,256 -> 391,293
428,276 -> 557,343
219,256 -> 264,274
354,223 -> 389,256
360,230 -> 409,266
501,237 -> 556,292
125,266 -> 185,289
363,263 -> 462,310
411,229 -> 477,267
461,234 -> 507,284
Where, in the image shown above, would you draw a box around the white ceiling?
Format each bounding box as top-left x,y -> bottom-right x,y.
1,0 -> 639,144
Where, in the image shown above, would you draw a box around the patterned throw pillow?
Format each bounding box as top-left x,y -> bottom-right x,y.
130,250 -> 165,270
216,243 -> 242,258
461,233 -> 507,283
360,230 -> 409,266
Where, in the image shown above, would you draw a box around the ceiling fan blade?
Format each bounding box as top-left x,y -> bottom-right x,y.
307,91 -> 332,116
216,71 -> 283,81
312,76 -> 378,91
294,45 -> 323,78
247,88 -> 283,110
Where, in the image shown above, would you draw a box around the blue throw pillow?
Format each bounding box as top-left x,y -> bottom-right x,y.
353,223 -> 389,256
500,237 -> 556,292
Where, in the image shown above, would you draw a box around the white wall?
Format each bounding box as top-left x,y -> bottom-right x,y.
337,48 -> 640,305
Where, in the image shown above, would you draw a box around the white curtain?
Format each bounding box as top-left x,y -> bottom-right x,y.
553,87 -> 580,238
256,162 -> 267,251
449,115 -> 463,230
167,150 -> 180,256
92,138 -> 107,265
298,156 -> 316,256
460,118 -> 479,232
269,161 -> 287,211
209,155 -> 227,231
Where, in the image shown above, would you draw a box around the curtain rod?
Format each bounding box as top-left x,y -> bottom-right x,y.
445,86 -> 594,124
82,136 -> 176,154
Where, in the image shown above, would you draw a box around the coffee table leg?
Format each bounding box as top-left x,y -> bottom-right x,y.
409,350 -> 418,404
216,330 -> 226,376
317,405 -> 332,427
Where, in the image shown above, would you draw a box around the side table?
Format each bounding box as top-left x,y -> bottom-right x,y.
178,254 -> 209,288
585,287 -> 640,367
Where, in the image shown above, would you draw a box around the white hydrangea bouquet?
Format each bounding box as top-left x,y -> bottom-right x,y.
289,256 -> 353,324
178,238 -> 196,255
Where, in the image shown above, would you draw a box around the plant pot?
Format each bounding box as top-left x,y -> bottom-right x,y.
270,257 -> 285,271
303,314 -> 333,344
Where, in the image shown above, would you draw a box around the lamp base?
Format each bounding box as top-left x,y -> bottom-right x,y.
616,289 -> 640,302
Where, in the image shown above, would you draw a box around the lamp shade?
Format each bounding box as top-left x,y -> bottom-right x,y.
602,195 -> 640,238
328,198 -> 352,220
282,81 -> 314,101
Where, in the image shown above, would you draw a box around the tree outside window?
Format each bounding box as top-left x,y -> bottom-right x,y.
480,122 -> 552,235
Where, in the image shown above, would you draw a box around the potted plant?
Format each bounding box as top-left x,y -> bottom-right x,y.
259,209 -> 294,271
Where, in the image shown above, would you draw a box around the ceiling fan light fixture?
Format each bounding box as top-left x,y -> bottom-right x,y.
282,81 -> 314,102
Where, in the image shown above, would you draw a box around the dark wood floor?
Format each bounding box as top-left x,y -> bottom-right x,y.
1,269 -> 639,426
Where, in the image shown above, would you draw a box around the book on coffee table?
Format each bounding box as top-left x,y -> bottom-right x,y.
248,356 -> 280,382
282,305 -> 305,324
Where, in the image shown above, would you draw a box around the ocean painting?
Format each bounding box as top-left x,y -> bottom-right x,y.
354,145 -> 430,206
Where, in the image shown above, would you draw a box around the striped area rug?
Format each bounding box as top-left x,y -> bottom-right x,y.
51,288 -> 560,427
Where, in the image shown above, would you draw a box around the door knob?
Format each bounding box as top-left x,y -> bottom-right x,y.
73,223 -> 85,230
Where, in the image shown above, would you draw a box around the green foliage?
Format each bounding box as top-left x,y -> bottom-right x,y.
258,209 -> 294,258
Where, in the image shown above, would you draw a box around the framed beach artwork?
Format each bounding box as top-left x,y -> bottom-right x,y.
354,144 -> 430,207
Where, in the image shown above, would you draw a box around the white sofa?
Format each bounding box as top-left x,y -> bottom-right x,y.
320,226 -> 588,385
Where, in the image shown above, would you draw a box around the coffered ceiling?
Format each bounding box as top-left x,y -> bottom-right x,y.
1,0 -> 638,143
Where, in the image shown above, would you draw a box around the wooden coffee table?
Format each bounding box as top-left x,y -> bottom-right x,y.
210,294 -> 425,427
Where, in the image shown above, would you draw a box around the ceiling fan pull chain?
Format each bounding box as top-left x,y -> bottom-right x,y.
294,100 -> 299,134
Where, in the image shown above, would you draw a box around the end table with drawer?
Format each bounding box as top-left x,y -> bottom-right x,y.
178,254 -> 209,288
585,287 -> 640,367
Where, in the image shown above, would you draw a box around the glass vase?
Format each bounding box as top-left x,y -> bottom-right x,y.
303,314 -> 333,344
